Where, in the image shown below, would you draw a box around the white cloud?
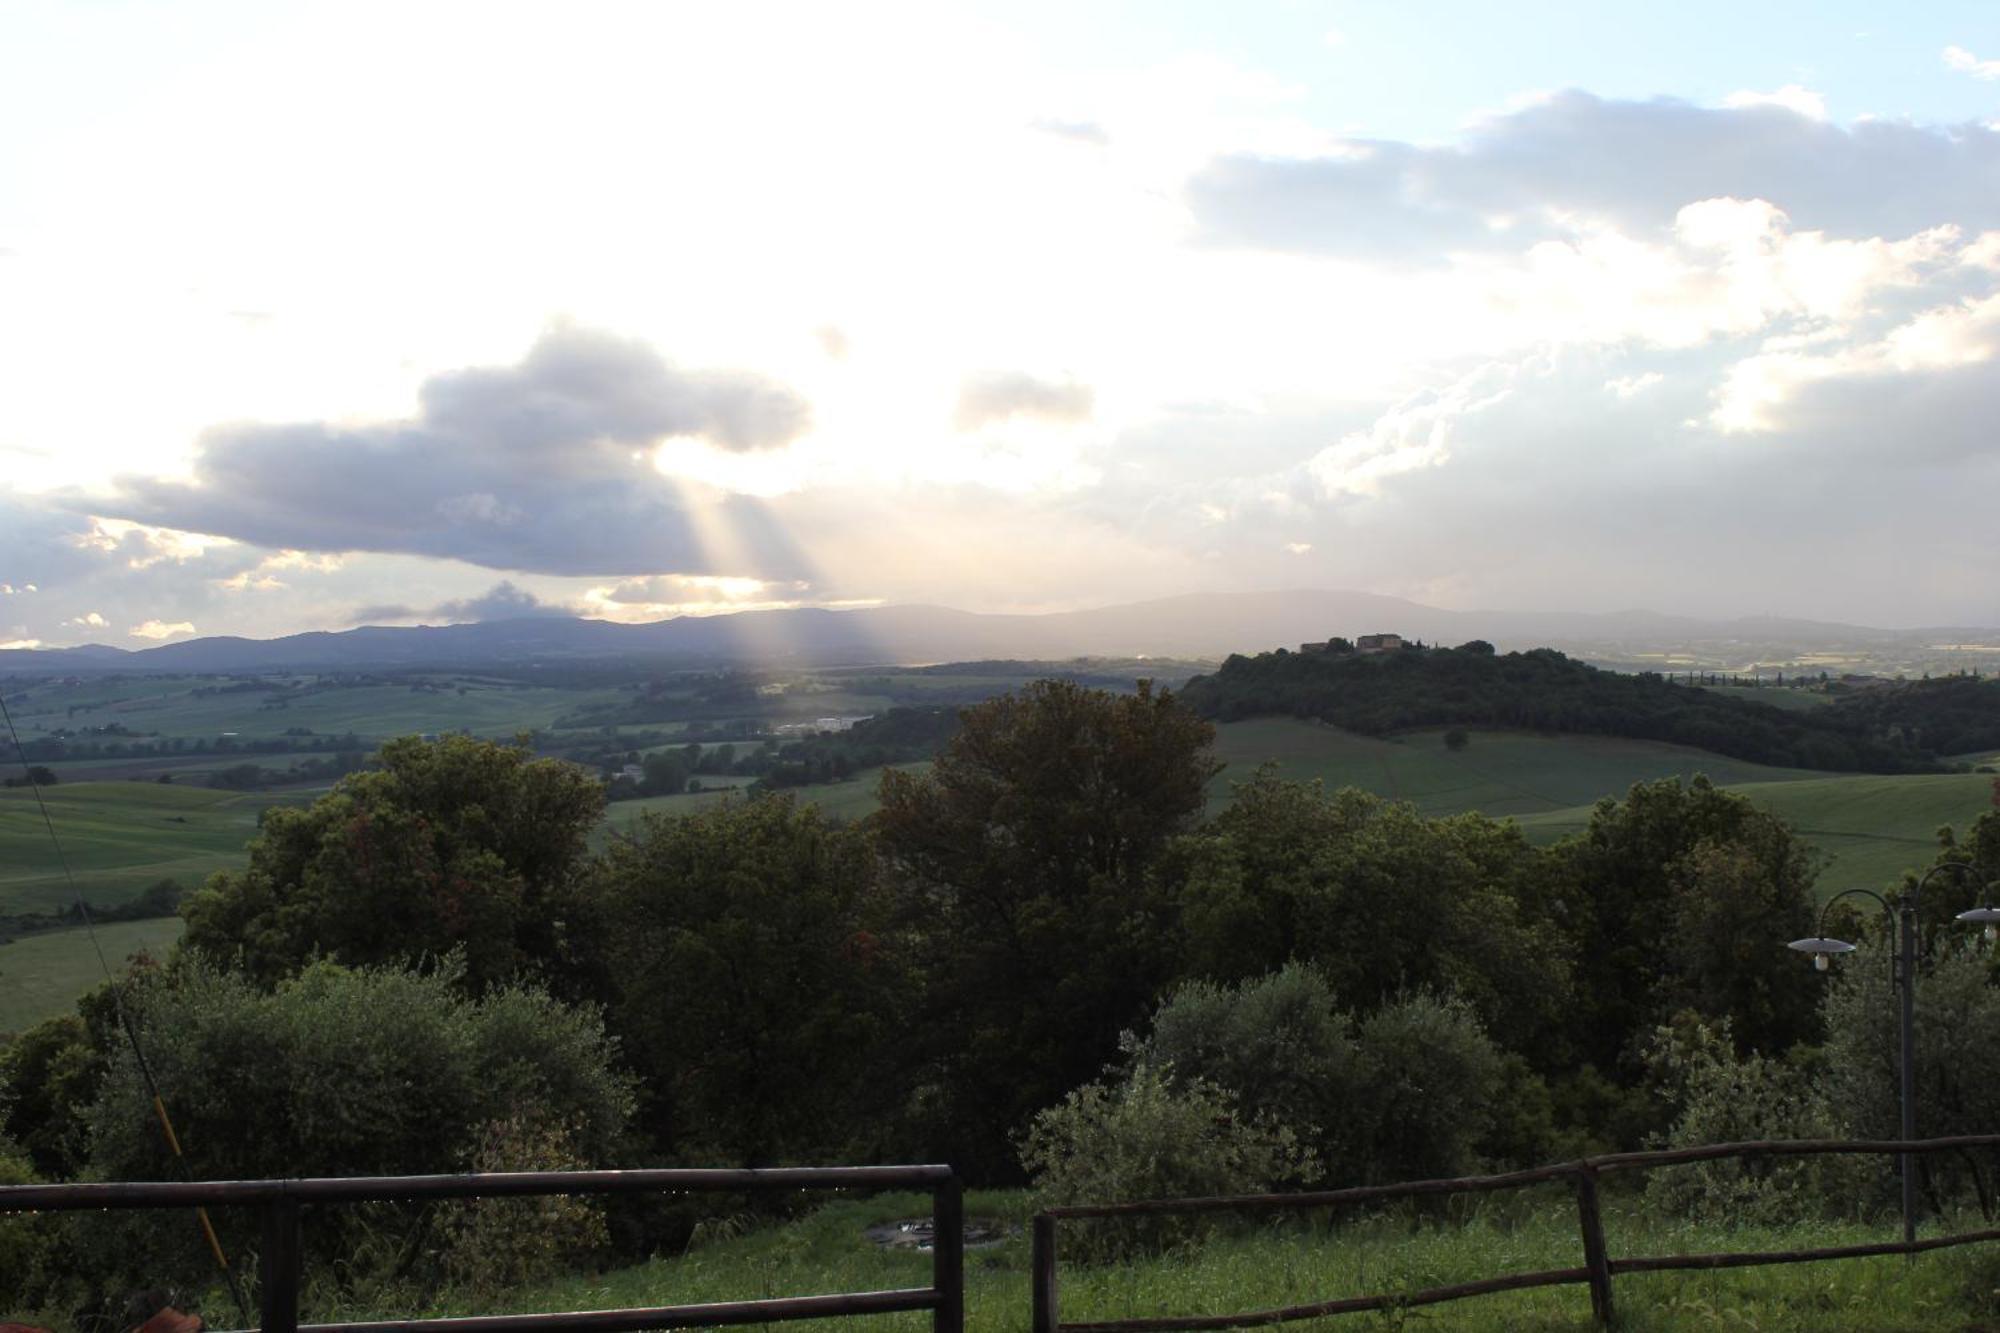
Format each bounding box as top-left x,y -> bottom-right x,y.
1284,541 -> 1313,555
64,611 -> 107,628
0,639 -> 44,650
1723,85 -> 1827,120
1944,45 -> 2000,81
1307,364 -> 1515,499
1605,372 -> 1664,397
129,619 -> 196,640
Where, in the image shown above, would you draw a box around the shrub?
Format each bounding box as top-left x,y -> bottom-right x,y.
1352,991 -> 1504,1185
73,957 -> 633,1301
432,1113 -> 610,1293
1017,1062 -> 1315,1261
1643,1017 -> 1856,1225
1124,964 -> 1364,1181
1821,940 -> 2000,1215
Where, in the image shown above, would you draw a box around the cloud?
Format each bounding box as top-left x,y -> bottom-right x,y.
416,324 -> 809,454
350,580 -> 575,625
1723,85 -> 1827,120
64,612 -> 108,628
1944,45 -> 2000,81
815,325 -> 850,361
953,371 -> 1096,431
130,619 -> 196,640
1030,117 -> 1110,146
91,327 -> 820,580
1186,91 -> 2000,263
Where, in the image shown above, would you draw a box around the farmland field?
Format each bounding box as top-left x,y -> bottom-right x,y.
0,782 -> 310,914
0,916 -> 184,1034
1515,770 -> 2000,892
1205,718 -> 1823,817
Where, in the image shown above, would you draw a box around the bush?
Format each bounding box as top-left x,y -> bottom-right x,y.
1017,1062 -> 1315,1261
73,957 -> 633,1301
1822,940 -> 2000,1215
432,1113 -> 611,1293
1124,964 -> 1365,1182
1643,1017 -> 1856,1226
1352,991 -> 1504,1185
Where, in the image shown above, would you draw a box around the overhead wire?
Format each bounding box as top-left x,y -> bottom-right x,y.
0,690 -> 251,1325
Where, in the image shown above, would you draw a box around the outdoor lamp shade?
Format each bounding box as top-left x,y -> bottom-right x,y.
1958,906 -> 2000,939
1787,936 -> 1858,956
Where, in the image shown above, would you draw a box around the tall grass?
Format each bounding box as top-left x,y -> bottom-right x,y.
294,1188 -> 2000,1333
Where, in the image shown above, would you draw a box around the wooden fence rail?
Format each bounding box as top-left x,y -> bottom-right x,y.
0,1164 -> 964,1333
1031,1133 -> 2000,1332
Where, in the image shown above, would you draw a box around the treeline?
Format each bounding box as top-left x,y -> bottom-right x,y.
1826,674 -> 2000,757
1181,642 -> 1947,773
750,707 -> 960,790
0,878 -> 185,945
5,690 -> 1998,1314
11,730 -> 369,763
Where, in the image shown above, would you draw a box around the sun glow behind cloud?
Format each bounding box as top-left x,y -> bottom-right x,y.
5,2 -> 2000,638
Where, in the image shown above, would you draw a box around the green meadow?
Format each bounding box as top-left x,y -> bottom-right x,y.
294,1188 -> 2000,1333
0,917 -> 184,1034
0,782 -> 305,914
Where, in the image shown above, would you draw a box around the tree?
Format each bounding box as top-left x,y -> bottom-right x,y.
873,679 -> 1220,1178
1171,769 -> 1573,1060
589,795 -> 902,1166
1443,727 -> 1470,751
181,735 -> 605,993
1552,777 -> 1822,1074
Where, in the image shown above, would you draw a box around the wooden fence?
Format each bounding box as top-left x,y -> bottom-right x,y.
0,1164 -> 963,1333
1030,1133 -> 2000,1331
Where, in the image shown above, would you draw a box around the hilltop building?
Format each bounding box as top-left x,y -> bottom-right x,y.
1357,633 -> 1405,654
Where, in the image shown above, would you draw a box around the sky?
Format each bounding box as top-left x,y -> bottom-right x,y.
4,0 -> 2000,648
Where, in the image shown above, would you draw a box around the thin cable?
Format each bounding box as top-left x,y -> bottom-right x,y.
1,691 -> 251,1324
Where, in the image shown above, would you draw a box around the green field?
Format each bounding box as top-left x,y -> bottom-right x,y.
293,1188 -> 1999,1333
1206,718 -> 1822,817
1515,771 -> 1997,892
0,782 -> 300,913
0,916 -> 184,1035
5,674 -> 629,745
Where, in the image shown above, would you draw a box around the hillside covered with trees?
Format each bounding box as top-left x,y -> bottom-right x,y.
4,684 -> 1999,1318
1180,641 -> 1997,773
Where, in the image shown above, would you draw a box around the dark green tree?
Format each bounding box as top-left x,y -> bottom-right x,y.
1553,776 -> 1821,1072
181,735 -> 605,992
1171,770 -> 1572,1060
589,795 -> 901,1166
873,679 -> 1219,1178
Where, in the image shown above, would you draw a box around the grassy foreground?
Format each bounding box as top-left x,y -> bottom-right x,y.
291,1190 -> 2000,1333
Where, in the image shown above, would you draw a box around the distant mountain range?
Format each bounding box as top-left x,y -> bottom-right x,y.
3,590 -> 1996,674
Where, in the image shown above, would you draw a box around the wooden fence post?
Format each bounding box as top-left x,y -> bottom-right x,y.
1573,1163 -> 1615,1327
1032,1213 -> 1060,1333
932,1174 -> 964,1333
259,1194 -> 301,1333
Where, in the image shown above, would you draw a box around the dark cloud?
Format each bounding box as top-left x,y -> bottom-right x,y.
953,371 -> 1095,431
91,327 -> 819,580
417,325 -> 809,454
1188,92 -> 2000,261
348,581 -> 576,626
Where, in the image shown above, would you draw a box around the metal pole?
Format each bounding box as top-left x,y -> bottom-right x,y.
1899,893 -> 1919,1247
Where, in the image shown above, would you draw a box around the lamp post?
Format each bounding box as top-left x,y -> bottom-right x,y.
1788,862 -> 2000,1246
